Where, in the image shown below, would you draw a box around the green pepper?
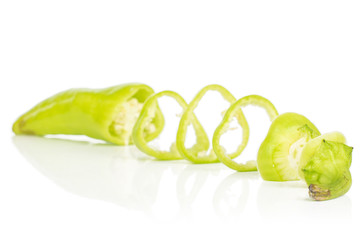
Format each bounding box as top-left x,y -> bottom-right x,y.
300,132 -> 353,201
213,95 -> 279,171
13,83 -> 164,145
257,113 -> 321,181
256,111 -> 353,200
176,84 -> 249,164
132,90 -> 209,160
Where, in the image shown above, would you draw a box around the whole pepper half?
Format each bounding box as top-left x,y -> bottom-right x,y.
12,83 -> 165,145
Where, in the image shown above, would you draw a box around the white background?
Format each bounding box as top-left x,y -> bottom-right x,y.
1,1 -> 359,239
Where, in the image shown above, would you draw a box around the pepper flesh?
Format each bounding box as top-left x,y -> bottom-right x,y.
13,83 -> 164,145
176,84 -> 249,164
257,113 -> 320,181
132,90 -> 209,160
213,95 -> 279,171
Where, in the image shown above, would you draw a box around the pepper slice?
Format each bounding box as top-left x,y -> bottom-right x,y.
132,90 -> 209,160
257,113 -> 321,181
12,83 -> 164,145
213,95 -> 279,171
176,84 -> 249,164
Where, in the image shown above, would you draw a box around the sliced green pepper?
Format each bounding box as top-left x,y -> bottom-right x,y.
213,95 -> 279,171
257,113 -> 321,181
300,132 -> 353,201
132,90 -> 209,160
13,83 -> 164,145
176,84 -> 249,164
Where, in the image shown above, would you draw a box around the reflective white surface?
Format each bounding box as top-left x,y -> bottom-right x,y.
1,135 -> 357,239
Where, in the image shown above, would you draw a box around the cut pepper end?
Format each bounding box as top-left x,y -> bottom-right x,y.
12,83 -> 161,146
109,98 -> 159,145
109,98 -> 144,145
107,85 -> 164,145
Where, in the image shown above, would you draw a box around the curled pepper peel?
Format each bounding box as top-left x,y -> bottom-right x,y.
12,83 -> 165,145
212,95 -> 279,172
176,84 -> 248,164
132,90 -> 209,160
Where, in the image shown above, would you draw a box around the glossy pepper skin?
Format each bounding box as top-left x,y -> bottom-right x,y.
13,83 -> 164,145
300,133 -> 353,201
132,90 -> 208,160
213,95 -> 279,172
176,84 -> 248,164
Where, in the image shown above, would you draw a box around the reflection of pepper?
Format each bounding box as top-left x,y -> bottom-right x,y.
13,83 -> 164,145
176,84 -> 249,163
132,90 -> 209,160
213,95 -> 279,171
